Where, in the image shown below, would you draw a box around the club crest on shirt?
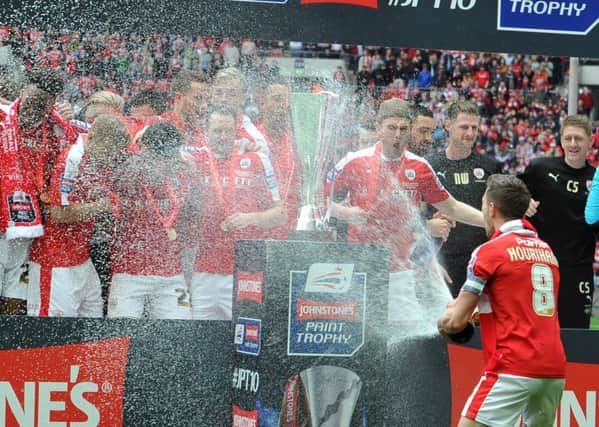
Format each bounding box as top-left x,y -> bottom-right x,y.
240,158 -> 251,169
404,169 -> 416,181
473,168 -> 485,180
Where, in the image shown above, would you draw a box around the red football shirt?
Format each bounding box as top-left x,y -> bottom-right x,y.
111,161 -> 197,277
463,219 -> 566,378
193,146 -> 281,275
327,142 -> 449,271
256,125 -> 301,238
159,110 -> 207,158
29,139 -> 95,267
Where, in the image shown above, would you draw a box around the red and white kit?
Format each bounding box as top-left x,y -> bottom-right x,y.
0,100 -> 77,302
327,142 -> 449,323
108,164 -> 197,319
461,219 -> 566,427
191,144 -> 281,320
257,125 -> 301,239
28,138 -> 103,317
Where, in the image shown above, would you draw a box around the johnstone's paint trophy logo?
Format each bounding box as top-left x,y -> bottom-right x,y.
288,263 -> 367,357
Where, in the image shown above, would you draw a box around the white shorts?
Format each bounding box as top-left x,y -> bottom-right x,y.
189,272 -> 233,320
181,245 -> 199,286
108,273 -> 192,320
0,237 -> 32,300
27,259 -> 103,318
462,372 -> 564,427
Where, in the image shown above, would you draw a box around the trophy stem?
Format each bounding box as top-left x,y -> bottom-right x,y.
296,205 -> 319,231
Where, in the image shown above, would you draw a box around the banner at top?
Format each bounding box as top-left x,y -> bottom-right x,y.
498,0 -> 599,35
2,0 -> 599,57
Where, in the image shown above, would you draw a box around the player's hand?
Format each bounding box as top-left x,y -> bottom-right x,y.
432,211 -> 456,228
471,307 -> 480,325
443,322 -> 475,344
55,101 -> 75,121
221,212 -> 253,231
427,218 -> 452,241
0,96 -> 11,105
132,126 -> 148,150
525,199 -> 540,217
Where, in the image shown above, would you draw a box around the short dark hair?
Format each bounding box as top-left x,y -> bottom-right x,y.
27,67 -> 64,98
412,104 -> 433,119
140,122 -> 183,159
129,89 -> 167,115
170,70 -> 207,97
485,174 -> 531,220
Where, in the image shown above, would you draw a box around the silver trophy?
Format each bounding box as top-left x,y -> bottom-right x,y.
290,92 -> 341,232
278,365 -> 363,427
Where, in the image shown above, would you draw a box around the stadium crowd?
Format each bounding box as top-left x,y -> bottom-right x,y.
2,27 -> 598,172
0,27 -> 597,331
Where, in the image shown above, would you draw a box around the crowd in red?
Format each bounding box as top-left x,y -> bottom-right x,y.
1,27 -> 598,172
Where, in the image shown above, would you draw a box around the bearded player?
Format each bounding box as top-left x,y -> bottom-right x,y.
190,106 -> 286,320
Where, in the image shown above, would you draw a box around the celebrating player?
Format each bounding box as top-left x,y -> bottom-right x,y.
190,106 -> 286,320
27,114 -> 129,317
108,122 -> 199,319
257,80 -> 301,238
0,67 -> 78,315
438,174 -> 565,427
326,98 -> 485,324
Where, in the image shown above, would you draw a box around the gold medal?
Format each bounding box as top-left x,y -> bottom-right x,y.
166,227 -> 177,241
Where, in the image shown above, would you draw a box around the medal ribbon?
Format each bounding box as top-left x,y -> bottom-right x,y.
143,177 -> 179,232
205,146 -> 239,215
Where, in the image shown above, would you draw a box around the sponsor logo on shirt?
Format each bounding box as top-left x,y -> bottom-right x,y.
240,158 -> 252,169
60,174 -> 76,194
264,171 -> 278,190
236,271 -> 264,304
404,169 -> 416,180
234,318 -> 262,356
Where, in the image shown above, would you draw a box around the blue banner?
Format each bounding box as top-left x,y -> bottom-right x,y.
498,0 -> 599,35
